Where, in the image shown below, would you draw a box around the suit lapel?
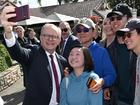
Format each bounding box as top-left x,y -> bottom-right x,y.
47,62 -> 52,80
63,35 -> 72,53
40,48 -> 52,80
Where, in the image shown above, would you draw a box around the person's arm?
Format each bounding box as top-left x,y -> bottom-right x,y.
4,32 -> 16,47
1,6 -> 32,64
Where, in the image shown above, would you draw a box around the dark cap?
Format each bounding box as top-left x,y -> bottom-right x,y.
112,3 -> 132,18
107,11 -> 123,18
116,18 -> 140,36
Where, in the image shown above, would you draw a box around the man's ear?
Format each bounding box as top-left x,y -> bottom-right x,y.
92,28 -> 97,38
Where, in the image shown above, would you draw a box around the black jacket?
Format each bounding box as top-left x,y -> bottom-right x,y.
100,38 -> 137,104
61,35 -> 81,60
7,41 -> 68,105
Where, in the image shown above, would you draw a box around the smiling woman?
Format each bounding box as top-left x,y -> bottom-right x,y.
60,46 -> 103,105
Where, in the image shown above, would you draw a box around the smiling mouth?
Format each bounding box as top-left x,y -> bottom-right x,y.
71,60 -> 78,64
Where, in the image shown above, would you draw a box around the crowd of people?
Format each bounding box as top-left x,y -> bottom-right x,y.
0,2 -> 140,105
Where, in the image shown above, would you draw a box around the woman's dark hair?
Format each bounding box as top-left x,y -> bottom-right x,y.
136,28 -> 140,34
82,47 -> 94,72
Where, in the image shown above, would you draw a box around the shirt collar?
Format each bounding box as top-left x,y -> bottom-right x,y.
45,51 -> 56,57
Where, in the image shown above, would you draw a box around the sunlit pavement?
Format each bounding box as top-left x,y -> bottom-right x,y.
0,76 -> 25,105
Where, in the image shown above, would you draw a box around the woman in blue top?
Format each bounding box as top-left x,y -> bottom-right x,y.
60,45 -> 103,105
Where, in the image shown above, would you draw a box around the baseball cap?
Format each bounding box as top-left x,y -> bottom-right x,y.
116,18 -> 140,36
107,11 -> 123,18
112,3 -> 132,18
75,18 -> 96,29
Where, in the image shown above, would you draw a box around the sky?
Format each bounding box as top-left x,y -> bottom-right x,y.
17,0 -> 58,8
16,0 -> 83,8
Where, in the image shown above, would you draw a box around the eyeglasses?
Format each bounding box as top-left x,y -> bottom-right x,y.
41,34 -> 60,40
61,28 -> 68,32
76,27 -> 91,33
110,16 -> 122,21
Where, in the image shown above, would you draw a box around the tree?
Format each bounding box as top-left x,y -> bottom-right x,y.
107,0 -> 140,16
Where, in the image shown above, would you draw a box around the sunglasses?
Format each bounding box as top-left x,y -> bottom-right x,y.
76,27 -> 91,33
122,32 -> 134,40
110,16 -> 122,21
61,28 -> 68,32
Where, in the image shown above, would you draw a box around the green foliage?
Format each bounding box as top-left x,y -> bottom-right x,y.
107,0 -> 140,16
0,44 -> 12,72
5,55 -> 12,67
0,57 -> 8,71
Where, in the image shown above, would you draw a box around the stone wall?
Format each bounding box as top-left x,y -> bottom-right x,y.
0,64 -> 21,92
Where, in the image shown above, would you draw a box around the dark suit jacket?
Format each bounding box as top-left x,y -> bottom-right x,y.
62,35 -> 81,60
7,41 -> 68,105
17,37 -> 29,48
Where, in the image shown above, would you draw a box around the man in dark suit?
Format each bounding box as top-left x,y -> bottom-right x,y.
59,21 -> 81,60
1,6 -> 68,105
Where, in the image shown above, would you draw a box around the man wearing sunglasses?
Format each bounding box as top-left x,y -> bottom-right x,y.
59,21 -> 81,60
116,18 -> 140,105
108,3 -> 132,33
75,18 -> 116,93
103,3 -> 137,105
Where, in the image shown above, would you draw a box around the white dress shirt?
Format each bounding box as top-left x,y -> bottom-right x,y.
46,51 -> 61,105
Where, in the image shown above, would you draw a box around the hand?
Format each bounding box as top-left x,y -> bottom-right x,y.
104,88 -> 111,100
64,67 -> 69,77
89,78 -> 104,93
1,6 -> 17,26
0,6 -> 17,38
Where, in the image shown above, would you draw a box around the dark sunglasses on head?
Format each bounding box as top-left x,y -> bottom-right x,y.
76,27 -> 91,33
61,28 -> 68,32
110,16 -> 122,21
